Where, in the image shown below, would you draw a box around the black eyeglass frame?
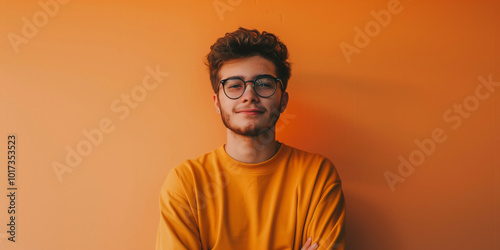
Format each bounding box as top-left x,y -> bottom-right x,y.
218,75 -> 284,100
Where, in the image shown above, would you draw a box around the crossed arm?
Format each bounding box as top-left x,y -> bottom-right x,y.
156,167 -> 345,249
156,185 -> 345,249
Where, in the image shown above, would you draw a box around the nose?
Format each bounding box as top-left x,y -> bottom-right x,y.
240,83 -> 259,102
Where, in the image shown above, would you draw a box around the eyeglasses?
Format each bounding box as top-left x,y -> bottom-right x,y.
219,75 -> 283,99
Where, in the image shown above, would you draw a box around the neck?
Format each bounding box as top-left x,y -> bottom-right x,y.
224,129 -> 280,164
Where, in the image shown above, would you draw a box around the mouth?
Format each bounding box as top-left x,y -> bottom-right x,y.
237,109 -> 264,115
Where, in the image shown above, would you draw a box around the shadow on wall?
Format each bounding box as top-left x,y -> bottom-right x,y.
280,73 -> 418,250
344,189 -> 401,250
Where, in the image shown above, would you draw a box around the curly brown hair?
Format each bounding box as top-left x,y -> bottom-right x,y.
206,27 -> 291,94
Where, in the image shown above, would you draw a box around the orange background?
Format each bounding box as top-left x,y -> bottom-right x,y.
1,0 -> 498,249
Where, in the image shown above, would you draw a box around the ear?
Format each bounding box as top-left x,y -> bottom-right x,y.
213,93 -> 220,113
280,92 -> 289,113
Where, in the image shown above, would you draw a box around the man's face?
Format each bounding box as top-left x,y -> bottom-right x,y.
213,55 -> 288,137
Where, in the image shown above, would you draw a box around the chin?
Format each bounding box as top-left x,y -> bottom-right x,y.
234,123 -> 274,137
221,112 -> 275,137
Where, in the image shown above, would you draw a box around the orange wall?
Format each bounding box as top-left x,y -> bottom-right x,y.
1,1 -> 498,249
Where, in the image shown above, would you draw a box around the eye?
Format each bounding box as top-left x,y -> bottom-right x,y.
225,80 -> 243,89
256,78 -> 275,88
228,84 -> 242,89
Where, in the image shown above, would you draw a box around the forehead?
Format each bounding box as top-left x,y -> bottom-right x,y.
218,55 -> 276,80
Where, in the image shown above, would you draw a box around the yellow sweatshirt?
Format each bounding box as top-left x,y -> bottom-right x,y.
156,142 -> 345,250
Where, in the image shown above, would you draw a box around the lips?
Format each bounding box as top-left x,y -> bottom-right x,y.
237,108 -> 264,114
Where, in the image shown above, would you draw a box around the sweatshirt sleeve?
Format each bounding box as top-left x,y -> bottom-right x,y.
308,182 -> 345,250
305,159 -> 346,250
156,168 -> 202,250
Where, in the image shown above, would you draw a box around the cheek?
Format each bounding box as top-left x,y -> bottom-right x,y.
266,98 -> 282,110
219,100 -> 236,113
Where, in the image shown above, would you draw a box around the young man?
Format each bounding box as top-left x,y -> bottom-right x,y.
156,27 -> 345,250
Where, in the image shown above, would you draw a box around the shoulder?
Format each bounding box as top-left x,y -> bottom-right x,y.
286,145 -> 342,184
287,145 -> 329,163
161,148 -> 218,194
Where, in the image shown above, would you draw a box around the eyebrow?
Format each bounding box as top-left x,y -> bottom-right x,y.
223,74 -> 276,80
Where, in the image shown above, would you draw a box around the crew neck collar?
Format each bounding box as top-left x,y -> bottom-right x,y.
216,141 -> 289,175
